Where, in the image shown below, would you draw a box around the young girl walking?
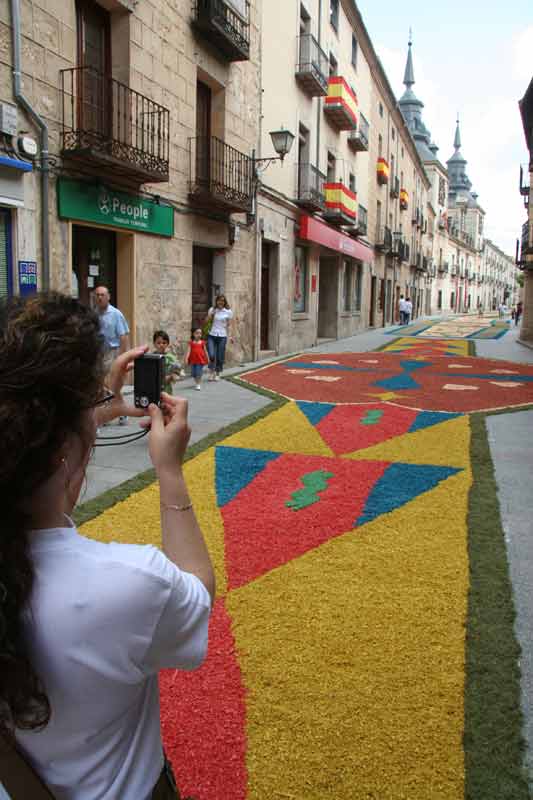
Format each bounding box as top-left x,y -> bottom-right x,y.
186,327 -> 209,390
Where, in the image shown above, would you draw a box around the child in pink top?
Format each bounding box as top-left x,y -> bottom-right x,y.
186,327 -> 209,391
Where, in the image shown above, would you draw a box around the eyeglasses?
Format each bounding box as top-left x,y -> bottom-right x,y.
93,389 -> 115,407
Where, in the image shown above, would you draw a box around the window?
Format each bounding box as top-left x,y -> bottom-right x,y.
438,290 -> 443,310
401,147 -> 404,158
293,246 -> 308,312
349,173 -> 356,194
329,52 -> 337,77
354,262 -> 362,311
343,260 -> 353,311
378,133 -> 383,158
300,3 -> 311,34
450,291 -> 455,310
400,170 -> 404,187
351,34 -> 358,68
330,0 -> 339,31
438,176 -> 446,206
327,151 -> 336,183
391,128 -> 395,141
376,199 -> 382,231
297,124 -> 310,196
379,102 -> 384,117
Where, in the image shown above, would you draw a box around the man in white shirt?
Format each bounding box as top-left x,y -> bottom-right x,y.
399,295 -> 407,325
405,297 -> 413,325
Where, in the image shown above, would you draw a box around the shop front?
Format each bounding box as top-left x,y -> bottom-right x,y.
298,215 -> 374,342
0,154 -> 33,299
57,178 -> 174,337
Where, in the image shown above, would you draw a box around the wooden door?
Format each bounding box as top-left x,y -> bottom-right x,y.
192,246 -> 213,329
196,81 -> 212,188
369,276 -> 376,326
260,243 -> 270,350
76,0 -> 111,137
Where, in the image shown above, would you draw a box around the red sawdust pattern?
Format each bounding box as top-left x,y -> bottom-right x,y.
242,353 -> 533,412
160,598 -> 247,800
317,403 -> 418,454
221,453 -> 388,589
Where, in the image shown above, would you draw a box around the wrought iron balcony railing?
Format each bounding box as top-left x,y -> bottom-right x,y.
189,135 -> 253,213
520,164 -> 530,197
60,67 -> 170,183
192,0 -> 250,61
347,111 -> 369,152
295,34 -> 329,96
376,225 -> 392,251
296,163 -> 326,211
356,204 -> 368,236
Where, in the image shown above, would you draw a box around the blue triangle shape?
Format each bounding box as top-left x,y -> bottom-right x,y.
215,446 -> 281,507
356,463 -> 461,527
409,411 -> 462,434
296,401 -> 335,426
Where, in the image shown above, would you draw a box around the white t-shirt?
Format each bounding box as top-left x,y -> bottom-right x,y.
399,298 -> 407,313
209,307 -> 233,337
15,521 -> 211,800
405,300 -> 413,314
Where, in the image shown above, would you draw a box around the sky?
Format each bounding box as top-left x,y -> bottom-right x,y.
355,0 -> 533,257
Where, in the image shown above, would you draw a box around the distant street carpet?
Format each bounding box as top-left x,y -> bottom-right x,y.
387,314 -> 510,339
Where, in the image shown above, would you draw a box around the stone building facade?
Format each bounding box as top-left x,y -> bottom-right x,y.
518,77 -> 533,344
0,0 -> 261,362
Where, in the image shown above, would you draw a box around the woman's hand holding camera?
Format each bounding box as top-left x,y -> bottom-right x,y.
147,393 -> 191,475
95,346 -> 148,426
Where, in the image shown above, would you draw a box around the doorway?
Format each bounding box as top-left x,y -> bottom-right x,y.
369,275 -> 376,326
318,256 -> 339,339
72,226 -> 116,308
192,246 -> 213,330
260,241 -> 279,351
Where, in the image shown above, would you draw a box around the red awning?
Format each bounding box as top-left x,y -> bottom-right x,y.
298,215 -> 374,262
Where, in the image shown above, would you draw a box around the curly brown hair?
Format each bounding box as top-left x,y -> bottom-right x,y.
0,292 -> 104,734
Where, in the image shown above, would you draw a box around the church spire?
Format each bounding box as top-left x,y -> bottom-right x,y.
403,28 -> 415,89
453,115 -> 461,151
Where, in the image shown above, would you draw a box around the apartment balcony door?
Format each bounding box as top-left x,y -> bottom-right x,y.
192,246 -> 213,330
76,0 -> 111,137
196,81 -> 212,188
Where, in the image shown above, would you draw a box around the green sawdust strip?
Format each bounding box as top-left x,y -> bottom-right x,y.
465,412 -> 530,799
73,389 -> 288,527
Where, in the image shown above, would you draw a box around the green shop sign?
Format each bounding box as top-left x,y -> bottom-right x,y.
57,178 -> 174,237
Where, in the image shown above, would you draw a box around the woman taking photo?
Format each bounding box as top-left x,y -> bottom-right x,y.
206,294 -> 233,382
0,292 -> 215,799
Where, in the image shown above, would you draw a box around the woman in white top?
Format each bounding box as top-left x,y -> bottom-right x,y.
0,292 -> 215,799
206,294 -> 233,382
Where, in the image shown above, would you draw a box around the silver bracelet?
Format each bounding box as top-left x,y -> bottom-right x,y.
161,501 -> 193,513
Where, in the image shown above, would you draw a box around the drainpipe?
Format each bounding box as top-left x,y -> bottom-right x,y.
10,0 -> 50,290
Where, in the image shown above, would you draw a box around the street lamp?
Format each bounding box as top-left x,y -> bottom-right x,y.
253,127 -> 295,175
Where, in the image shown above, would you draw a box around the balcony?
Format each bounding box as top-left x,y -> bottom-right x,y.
324,77 -> 358,130
438,260 -> 449,273
520,164 -> 530,197
188,135 -> 253,213
399,240 -> 410,262
192,0 -> 250,61
377,157 -> 389,185
323,182 -> 357,226
400,188 -> 408,211
376,225 -> 392,251
390,176 -> 400,199
356,204 -> 368,236
295,34 -> 328,96
296,163 -> 326,212
60,67 -> 170,183
347,112 -> 369,152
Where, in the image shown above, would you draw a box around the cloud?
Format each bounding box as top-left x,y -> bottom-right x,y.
512,25 -> 533,82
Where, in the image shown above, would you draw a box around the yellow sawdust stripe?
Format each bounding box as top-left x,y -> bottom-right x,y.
227,468 -> 470,799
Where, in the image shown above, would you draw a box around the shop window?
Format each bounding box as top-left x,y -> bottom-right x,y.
354,262 -> 362,311
343,260 -> 353,311
293,246 -> 308,313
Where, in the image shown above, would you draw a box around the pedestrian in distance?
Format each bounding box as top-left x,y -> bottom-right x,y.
399,294 -> 407,325
186,327 -> 209,391
95,285 -> 129,425
206,294 -> 234,382
0,292 -> 215,800
405,297 -> 413,325
516,301 -> 523,326
153,330 -> 185,395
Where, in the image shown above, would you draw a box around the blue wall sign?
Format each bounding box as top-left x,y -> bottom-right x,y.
18,260 -> 38,296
